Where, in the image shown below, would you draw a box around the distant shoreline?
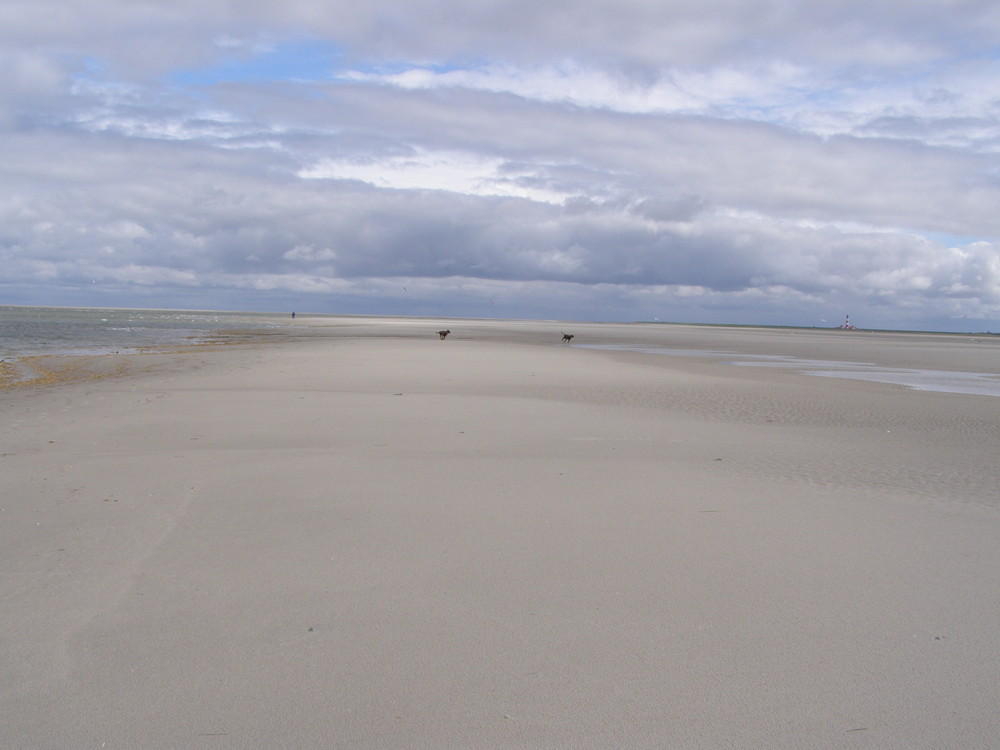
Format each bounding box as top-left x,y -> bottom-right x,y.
4,312 -> 999,396
3,303 -> 997,337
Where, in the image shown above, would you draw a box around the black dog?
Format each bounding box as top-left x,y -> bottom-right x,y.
437,329 -> 451,339
561,332 -> 574,343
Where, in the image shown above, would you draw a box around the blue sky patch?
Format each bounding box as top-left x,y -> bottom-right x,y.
170,39 -> 345,86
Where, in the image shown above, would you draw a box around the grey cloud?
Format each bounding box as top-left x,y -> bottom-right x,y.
195,78 -> 1000,239
5,1 -> 1000,81
856,115 -> 1000,152
4,122 -> 990,300
630,197 -> 708,223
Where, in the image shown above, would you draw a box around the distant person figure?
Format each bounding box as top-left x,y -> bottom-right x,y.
561,332 -> 574,343
437,329 -> 451,339
291,311 -> 295,319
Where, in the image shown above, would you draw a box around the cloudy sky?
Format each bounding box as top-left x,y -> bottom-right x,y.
3,1 -> 1000,330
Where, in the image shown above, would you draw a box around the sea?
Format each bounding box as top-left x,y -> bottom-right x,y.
0,305 -> 291,360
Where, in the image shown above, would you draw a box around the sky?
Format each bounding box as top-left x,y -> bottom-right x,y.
2,1 -> 1000,331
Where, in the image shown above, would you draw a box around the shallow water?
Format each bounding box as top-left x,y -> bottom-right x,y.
0,305 -> 288,359
578,344 -> 1000,398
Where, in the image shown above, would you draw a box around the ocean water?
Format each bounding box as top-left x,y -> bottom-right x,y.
0,305 -> 290,360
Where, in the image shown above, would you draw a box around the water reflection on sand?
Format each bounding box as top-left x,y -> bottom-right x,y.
578,345 -> 1000,398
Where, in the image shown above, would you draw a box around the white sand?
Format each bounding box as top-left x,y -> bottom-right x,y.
2,318 -> 999,748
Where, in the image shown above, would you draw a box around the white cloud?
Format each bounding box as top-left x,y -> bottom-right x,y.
300,149 -> 581,204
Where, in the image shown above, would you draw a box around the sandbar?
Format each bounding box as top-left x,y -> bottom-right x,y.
2,318 -> 999,748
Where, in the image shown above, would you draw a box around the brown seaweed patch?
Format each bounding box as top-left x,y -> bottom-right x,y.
0,354 -> 130,390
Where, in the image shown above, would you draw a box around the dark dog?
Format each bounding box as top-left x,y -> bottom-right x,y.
561,332 -> 574,342
437,329 -> 451,339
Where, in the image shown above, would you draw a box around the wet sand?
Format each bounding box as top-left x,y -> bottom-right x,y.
2,317 -> 999,748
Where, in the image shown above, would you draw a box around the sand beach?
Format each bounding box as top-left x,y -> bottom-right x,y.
2,317 -> 999,748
